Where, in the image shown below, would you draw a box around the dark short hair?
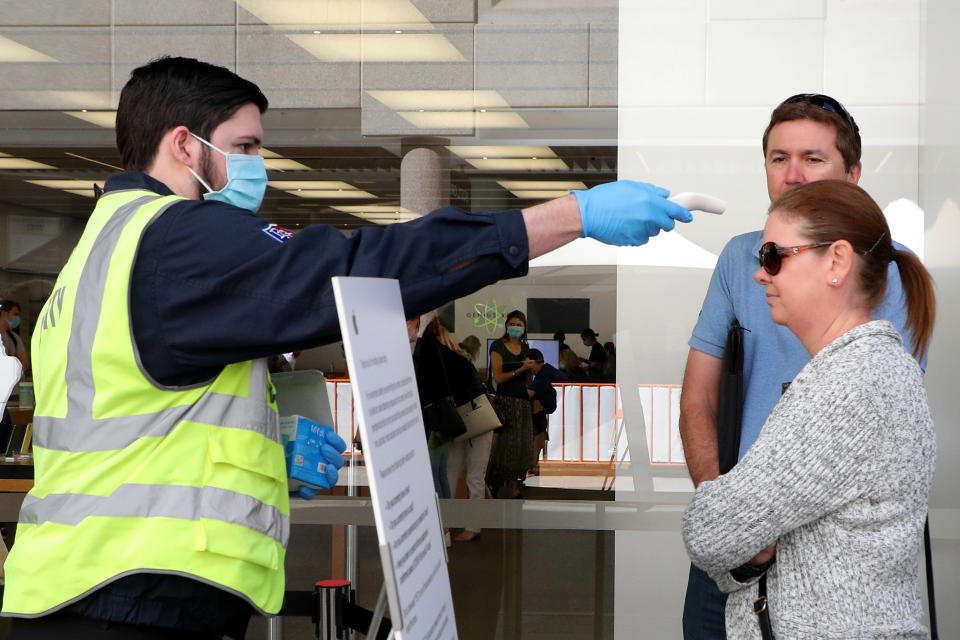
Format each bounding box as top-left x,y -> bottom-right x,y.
761,94 -> 861,173
528,349 -> 544,362
553,331 -> 565,341
581,328 -> 598,339
116,56 -> 269,171
0,298 -> 21,314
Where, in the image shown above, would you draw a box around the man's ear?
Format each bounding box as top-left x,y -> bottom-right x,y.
166,125 -> 201,168
846,161 -> 862,185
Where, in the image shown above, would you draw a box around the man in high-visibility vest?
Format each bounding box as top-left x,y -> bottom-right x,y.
1,56 -> 693,639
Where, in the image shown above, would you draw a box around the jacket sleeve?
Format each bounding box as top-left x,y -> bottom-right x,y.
133,201 -> 529,385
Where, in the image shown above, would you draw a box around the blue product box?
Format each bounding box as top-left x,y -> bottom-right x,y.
279,415 -> 330,489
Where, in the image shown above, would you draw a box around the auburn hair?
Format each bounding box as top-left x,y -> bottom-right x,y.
769,180 -> 935,360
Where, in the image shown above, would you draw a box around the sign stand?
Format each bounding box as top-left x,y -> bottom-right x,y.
331,276 -> 458,640
273,278 -> 457,640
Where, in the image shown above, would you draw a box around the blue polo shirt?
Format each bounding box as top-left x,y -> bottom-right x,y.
689,230 -> 922,460
66,171 -> 531,637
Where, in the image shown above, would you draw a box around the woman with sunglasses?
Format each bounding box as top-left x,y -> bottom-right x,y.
683,180 -> 936,639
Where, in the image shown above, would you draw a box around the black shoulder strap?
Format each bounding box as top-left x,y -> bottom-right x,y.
925,516 -> 939,638
717,320 -> 747,474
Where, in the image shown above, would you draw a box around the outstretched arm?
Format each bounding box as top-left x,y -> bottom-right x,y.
522,181 -> 693,258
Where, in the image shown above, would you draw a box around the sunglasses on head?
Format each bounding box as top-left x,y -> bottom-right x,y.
758,241 -> 834,275
782,93 -> 859,134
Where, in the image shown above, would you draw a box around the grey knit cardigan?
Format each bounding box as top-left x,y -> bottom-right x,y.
683,321 -> 935,639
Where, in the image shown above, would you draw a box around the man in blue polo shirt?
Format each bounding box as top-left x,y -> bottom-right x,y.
678,94 -> 923,639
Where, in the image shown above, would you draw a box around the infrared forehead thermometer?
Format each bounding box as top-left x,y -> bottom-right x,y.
668,192 -> 727,215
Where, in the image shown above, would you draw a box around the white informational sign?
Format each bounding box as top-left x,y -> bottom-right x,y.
332,276 -> 457,640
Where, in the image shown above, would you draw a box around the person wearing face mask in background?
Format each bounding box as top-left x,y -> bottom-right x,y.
2,56 -> 696,639
0,299 -> 28,373
486,310 -> 537,498
0,299 -> 27,456
578,328 -> 607,380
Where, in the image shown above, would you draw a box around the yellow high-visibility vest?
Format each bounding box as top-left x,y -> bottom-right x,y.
2,189 -> 289,617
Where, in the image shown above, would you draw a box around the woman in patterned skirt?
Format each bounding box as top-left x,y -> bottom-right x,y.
485,310 -> 536,498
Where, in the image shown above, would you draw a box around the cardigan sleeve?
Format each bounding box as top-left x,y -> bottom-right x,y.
681,375 -> 882,583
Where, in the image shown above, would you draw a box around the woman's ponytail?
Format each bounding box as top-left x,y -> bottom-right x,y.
892,249 -> 936,361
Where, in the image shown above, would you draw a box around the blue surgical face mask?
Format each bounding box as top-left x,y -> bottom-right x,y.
189,134 -> 267,212
506,326 -> 524,339
8,316 -> 19,330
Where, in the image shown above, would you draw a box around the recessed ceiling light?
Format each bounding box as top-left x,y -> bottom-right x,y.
367,90 -> 509,111
288,189 -> 376,199
26,179 -> 105,190
0,157 -> 56,170
332,205 -> 416,214
498,180 -> 587,191
0,35 -> 57,62
237,0 -> 431,28
465,158 -> 568,171
446,145 -> 556,159
507,190 -> 572,199
263,158 -> 311,171
64,111 -> 117,128
397,111 -> 528,129
288,33 -> 465,62
268,180 -> 358,190
18,90 -> 112,109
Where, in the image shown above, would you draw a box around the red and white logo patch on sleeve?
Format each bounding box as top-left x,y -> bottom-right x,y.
261,223 -> 296,243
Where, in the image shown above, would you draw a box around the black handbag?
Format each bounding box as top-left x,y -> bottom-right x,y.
420,339 -> 467,439
422,395 -> 466,439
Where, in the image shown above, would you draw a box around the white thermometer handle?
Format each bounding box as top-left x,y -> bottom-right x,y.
668,191 -> 727,214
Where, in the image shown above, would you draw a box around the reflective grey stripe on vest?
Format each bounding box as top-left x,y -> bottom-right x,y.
34,194 -> 278,453
19,483 -> 289,546
35,393 -> 272,452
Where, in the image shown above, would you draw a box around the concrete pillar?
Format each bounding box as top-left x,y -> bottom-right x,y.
400,146 -> 450,216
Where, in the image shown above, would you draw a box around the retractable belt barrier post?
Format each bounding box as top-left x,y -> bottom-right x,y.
276,582 -> 393,640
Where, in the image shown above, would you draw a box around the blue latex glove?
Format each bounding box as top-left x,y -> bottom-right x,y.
289,426 -> 348,499
293,485 -> 320,500
318,428 -> 347,489
573,180 -> 693,246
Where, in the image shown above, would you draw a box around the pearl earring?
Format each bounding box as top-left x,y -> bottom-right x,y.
831,278 -> 839,285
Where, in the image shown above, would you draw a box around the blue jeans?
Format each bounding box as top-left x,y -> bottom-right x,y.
682,563 -> 727,639
428,438 -> 451,498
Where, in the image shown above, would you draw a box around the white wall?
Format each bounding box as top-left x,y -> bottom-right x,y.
919,0 -> 960,634
614,1 -> 957,637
